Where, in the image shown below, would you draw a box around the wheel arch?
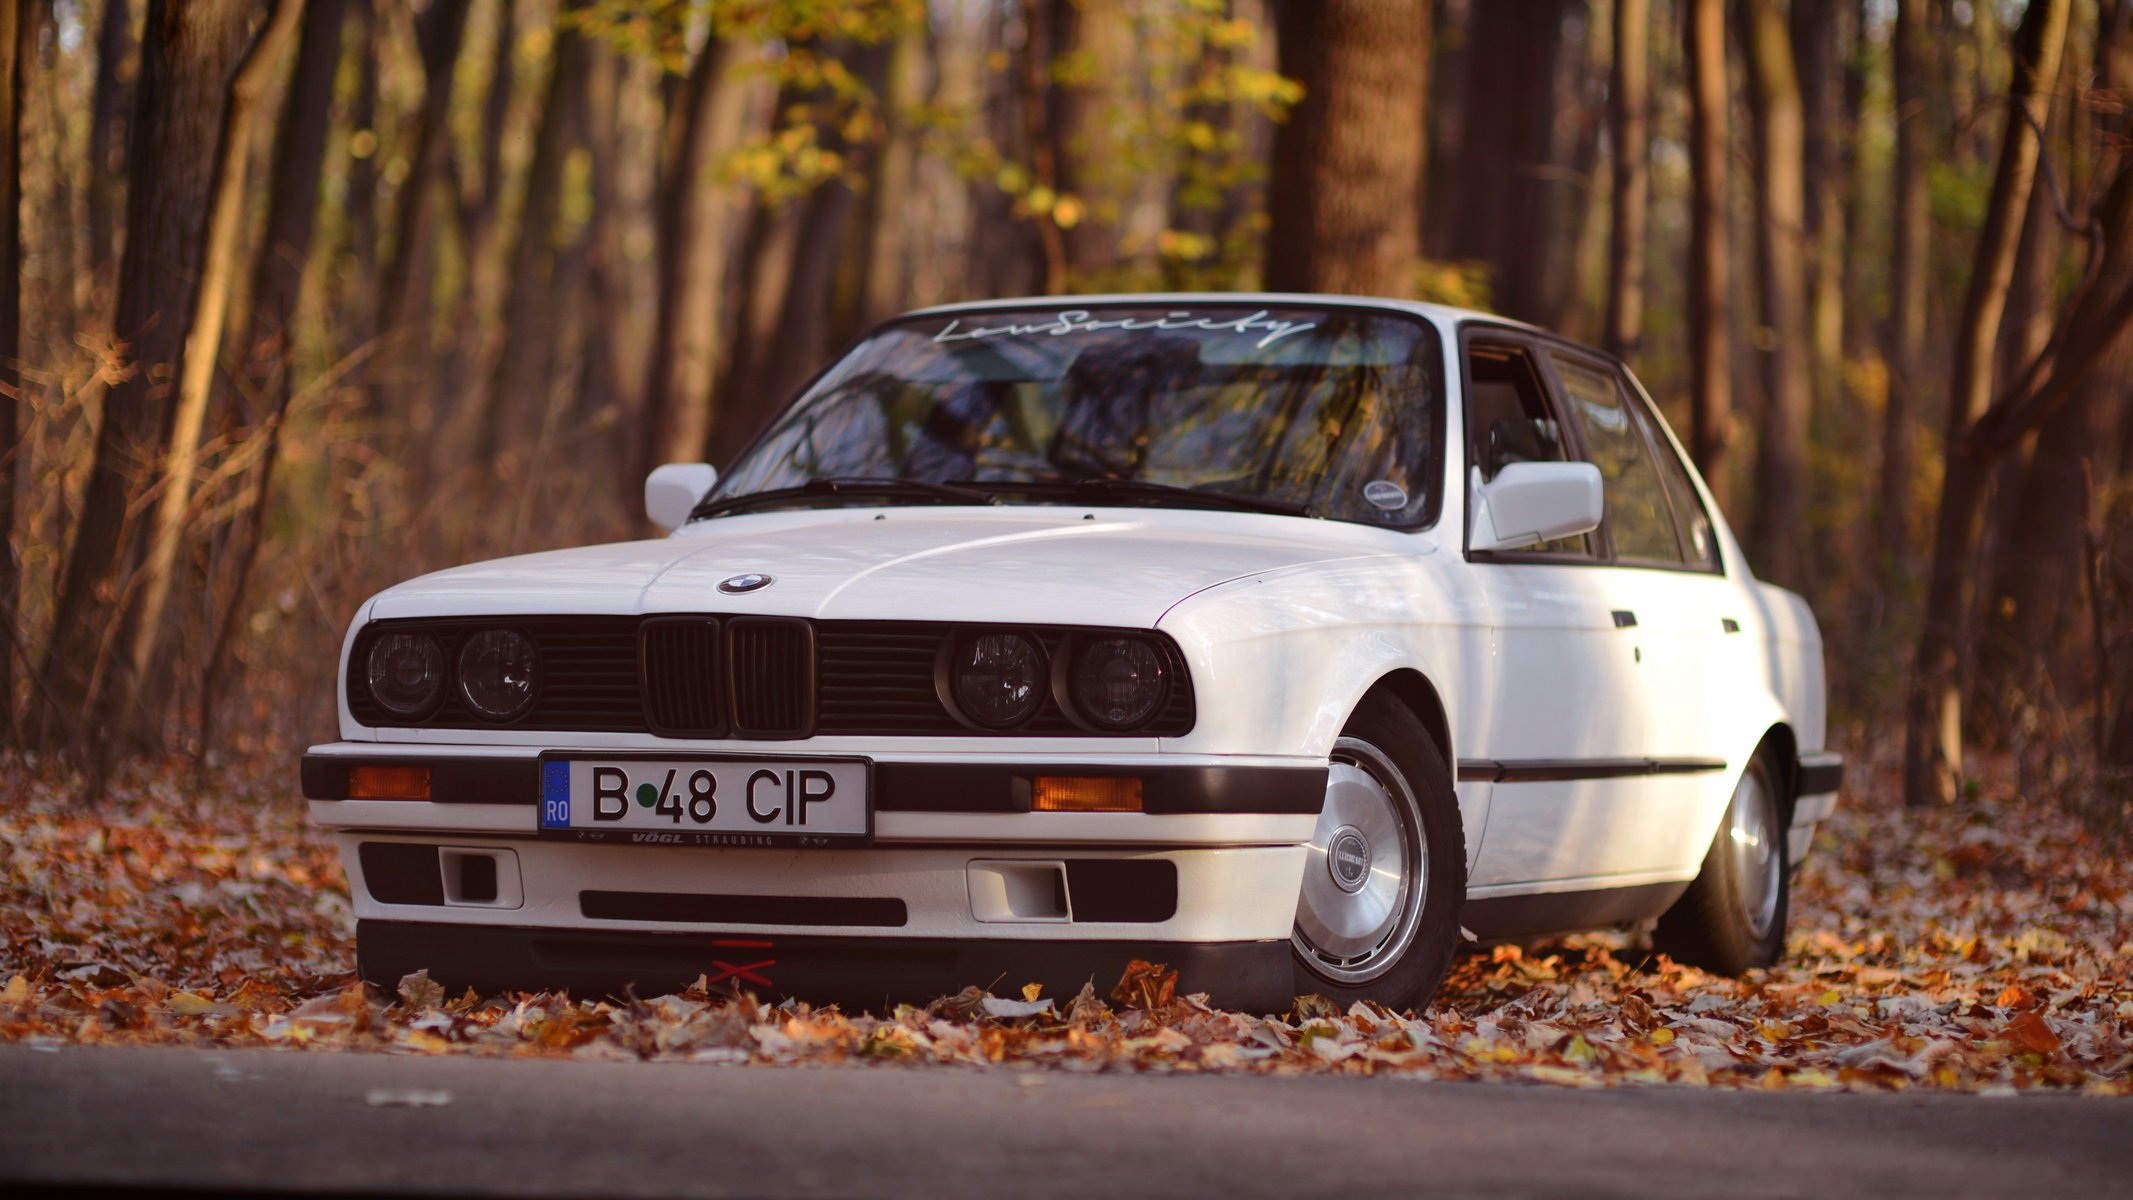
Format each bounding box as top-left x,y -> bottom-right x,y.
1755,721 -> 1800,826
1357,668 -> 1454,773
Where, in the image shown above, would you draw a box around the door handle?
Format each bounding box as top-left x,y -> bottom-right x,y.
1611,610 -> 1638,628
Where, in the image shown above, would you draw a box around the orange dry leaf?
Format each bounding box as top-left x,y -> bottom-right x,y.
2004,1011 -> 2061,1056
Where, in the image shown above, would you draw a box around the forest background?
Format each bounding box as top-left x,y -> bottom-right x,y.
1,0 -> 2129,817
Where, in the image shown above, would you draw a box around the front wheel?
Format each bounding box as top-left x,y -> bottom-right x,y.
1289,701 -> 1466,1010
1653,753 -> 1790,974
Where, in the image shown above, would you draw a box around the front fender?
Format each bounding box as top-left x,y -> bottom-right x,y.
1154,555 -> 1486,761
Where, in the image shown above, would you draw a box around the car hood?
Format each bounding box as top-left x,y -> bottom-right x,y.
365,507 -> 1411,628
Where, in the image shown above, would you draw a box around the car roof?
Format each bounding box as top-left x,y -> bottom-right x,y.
900,292 -> 1544,335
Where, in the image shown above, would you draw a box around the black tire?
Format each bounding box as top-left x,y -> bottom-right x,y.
1289,699 -> 1466,1010
1653,752 -> 1790,975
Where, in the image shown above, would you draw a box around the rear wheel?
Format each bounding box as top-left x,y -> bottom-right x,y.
1290,700 -> 1465,1010
1653,753 -> 1790,974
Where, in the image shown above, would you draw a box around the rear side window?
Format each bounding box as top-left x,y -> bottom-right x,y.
1623,373 -> 1724,572
1549,355 -> 1685,566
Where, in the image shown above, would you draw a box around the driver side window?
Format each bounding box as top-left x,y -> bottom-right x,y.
1464,341 -> 1592,558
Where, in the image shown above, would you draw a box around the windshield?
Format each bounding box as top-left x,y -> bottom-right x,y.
706,304 -> 1444,526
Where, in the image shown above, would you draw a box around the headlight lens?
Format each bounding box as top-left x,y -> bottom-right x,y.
952,632 -> 1046,727
456,629 -> 538,721
1071,637 -> 1166,730
366,633 -> 445,719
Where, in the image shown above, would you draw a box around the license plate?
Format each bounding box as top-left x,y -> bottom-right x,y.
537,755 -> 872,848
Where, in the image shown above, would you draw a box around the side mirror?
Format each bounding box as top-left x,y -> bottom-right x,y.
1469,461 -> 1603,552
645,462 -> 719,531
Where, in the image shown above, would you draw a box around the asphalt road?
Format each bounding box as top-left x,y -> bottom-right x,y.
2,1044 -> 2128,1199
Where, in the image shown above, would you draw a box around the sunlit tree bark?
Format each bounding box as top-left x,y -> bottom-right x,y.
200,0 -> 350,757
1262,0 -> 1428,296
36,0 -> 251,752
1684,0 -> 1733,513
126,0 -> 307,730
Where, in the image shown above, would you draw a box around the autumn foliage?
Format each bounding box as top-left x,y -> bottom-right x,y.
3,752 -> 2126,1093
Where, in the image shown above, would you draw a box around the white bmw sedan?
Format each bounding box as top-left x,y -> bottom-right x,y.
303,294 -> 1842,1011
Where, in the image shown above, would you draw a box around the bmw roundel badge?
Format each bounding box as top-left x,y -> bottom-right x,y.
718,573 -> 774,594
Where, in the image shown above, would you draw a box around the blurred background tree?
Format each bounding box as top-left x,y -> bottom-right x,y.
1,0 -> 2129,818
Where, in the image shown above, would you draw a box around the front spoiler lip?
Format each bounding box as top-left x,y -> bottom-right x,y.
357,918 -> 1297,1014
302,749 -> 1328,816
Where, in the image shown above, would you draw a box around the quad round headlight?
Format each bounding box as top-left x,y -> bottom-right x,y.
366,633 -> 445,719
1071,637 -> 1167,730
457,629 -> 538,721
951,632 -> 1046,728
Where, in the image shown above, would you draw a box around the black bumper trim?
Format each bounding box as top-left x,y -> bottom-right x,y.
1462,880 -> 1690,942
1455,757 -> 1727,783
301,755 -> 541,805
1796,753 -> 1844,795
356,919 -> 1296,1014
304,754 -> 1326,815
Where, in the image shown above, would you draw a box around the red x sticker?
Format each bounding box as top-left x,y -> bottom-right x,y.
706,958 -> 775,987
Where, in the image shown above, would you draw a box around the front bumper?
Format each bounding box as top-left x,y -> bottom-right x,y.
1789,751 -> 1844,863
357,919 -> 1295,1012
309,744 -> 1322,1003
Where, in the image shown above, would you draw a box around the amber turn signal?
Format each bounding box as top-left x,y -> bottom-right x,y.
347,764 -> 431,801
1031,775 -> 1144,813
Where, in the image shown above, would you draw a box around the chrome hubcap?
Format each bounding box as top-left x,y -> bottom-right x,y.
1293,738 -> 1426,984
1727,768 -> 1782,940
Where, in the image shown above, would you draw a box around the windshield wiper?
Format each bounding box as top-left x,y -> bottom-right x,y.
955,477 -> 1314,519
690,476 -> 1000,519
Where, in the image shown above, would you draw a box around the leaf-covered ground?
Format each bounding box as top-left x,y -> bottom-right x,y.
2,752 -> 2128,1093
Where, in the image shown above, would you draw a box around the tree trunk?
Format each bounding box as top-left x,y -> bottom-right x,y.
468,0 -> 515,245
1045,0 -> 1129,286
1738,0 -> 1814,589
704,43 -> 893,467
1902,0 -> 2070,807
848,24 -> 927,335
197,0 -> 348,758
574,35 -> 634,429
477,0 -> 591,468
706,198 -> 804,466
1602,0 -> 1648,363
344,0 -> 381,297
1792,0 -> 1846,416
35,0 -> 252,752
637,32 -> 753,483
126,0 -> 308,724
1977,345 -> 2127,702
87,0 -> 136,293
1684,0 -> 1732,513
1262,0 -> 1429,296
1421,0 -> 1469,261
1879,0 -> 1930,587
0,0 -> 26,742
234,0 -> 345,406
1447,0 -> 1573,323
372,0 -> 472,358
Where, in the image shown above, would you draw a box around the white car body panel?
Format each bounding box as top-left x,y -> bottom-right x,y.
310,293 -> 1840,999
